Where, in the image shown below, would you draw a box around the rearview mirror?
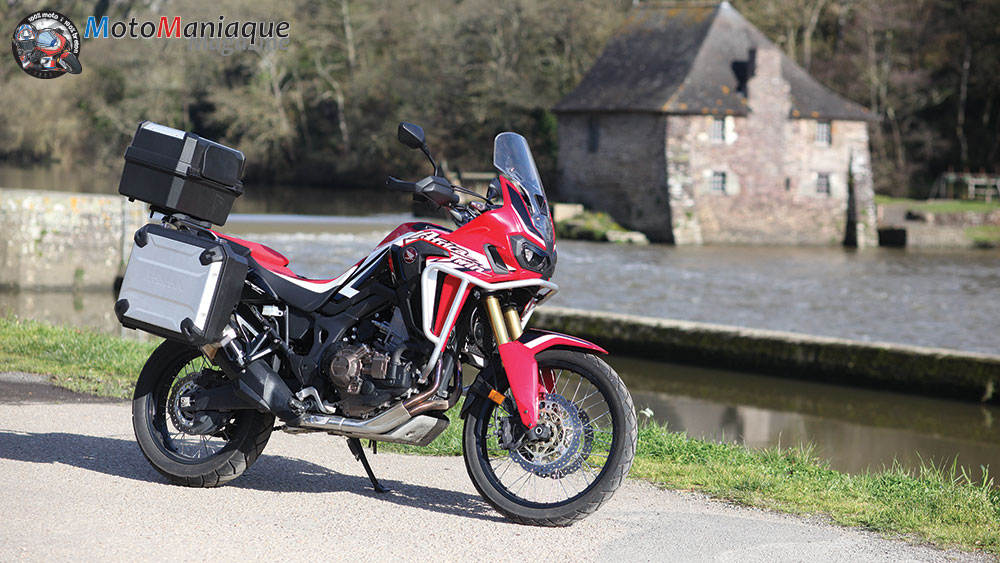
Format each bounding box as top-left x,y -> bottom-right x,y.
487,178 -> 501,202
398,122 -> 426,150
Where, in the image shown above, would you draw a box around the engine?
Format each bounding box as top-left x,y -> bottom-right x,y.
322,307 -> 417,416
328,344 -> 401,395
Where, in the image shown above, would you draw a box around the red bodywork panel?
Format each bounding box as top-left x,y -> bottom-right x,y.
377,222 -> 449,247
501,329 -> 607,428
214,232 -> 339,283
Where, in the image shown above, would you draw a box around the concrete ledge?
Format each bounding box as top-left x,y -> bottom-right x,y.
531,307 -> 1000,404
0,188 -> 147,291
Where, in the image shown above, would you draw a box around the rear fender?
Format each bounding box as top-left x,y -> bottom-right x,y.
498,329 -> 607,428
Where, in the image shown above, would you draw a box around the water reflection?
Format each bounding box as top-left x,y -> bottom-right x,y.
0,291 -> 119,335
613,355 -> 1000,477
0,164 -> 408,217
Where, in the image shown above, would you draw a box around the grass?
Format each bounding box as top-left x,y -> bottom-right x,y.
631,421 -> 999,554
0,317 -> 158,397
875,195 -> 1000,214
965,225 -> 1000,247
1,317 -> 998,555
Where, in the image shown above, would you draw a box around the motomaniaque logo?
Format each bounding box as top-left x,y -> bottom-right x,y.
84,15 -> 291,57
10,11 -> 82,78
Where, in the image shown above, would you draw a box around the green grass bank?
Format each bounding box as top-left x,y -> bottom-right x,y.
875,195 -> 1000,215
0,317 -> 997,555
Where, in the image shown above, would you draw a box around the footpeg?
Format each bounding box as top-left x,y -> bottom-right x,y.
347,437 -> 388,493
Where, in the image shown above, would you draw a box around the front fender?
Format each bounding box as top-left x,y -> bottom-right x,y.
498,329 -> 607,428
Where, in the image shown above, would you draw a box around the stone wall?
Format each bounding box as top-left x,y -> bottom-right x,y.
0,189 -> 147,290
556,113 -> 674,242
667,46 -> 877,246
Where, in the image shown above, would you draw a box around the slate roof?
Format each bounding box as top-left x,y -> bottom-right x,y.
553,2 -> 873,121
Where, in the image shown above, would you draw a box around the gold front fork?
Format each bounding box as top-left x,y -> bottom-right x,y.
503,307 -> 524,340
483,294 -> 523,346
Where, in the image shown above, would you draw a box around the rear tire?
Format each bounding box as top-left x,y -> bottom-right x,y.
132,340 -> 274,487
462,350 -> 637,526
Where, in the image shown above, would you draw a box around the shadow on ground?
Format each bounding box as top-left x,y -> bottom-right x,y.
0,429 -> 502,523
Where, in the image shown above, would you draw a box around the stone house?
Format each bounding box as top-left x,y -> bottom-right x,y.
552,2 -> 877,246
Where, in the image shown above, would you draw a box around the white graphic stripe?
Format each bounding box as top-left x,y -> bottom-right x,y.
273,265 -> 357,293
523,333 -> 590,350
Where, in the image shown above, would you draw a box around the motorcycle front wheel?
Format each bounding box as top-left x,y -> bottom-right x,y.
132,340 -> 274,487
463,349 -> 637,526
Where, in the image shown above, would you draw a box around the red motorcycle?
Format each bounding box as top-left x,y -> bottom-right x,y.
15,25 -> 81,74
116,122 -> 636,525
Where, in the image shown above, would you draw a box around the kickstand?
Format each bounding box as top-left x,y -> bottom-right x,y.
347,437 -> 388,493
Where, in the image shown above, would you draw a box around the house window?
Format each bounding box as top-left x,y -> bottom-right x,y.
710,117 -> 725,142
816,173 -> 831,195
815,120 -> 831,145
587,117 -> 600,153
711,171 -> 727,193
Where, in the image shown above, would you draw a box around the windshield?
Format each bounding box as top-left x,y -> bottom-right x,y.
493,132 -> 553,244
36,30 -> 60,48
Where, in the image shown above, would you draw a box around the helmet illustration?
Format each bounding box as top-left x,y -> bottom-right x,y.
14,23 -> 37,54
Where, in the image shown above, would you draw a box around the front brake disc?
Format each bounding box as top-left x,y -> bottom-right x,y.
509,393 -> 592,478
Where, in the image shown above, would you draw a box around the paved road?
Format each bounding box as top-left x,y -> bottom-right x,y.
0,374 -> 992,562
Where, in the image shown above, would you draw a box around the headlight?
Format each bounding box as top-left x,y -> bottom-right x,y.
511,236 -> 555,278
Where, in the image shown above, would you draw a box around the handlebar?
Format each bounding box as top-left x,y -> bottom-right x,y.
386,176 -> 416,193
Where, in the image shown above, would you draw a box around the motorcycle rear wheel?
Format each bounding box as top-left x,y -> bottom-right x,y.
59,52 -> 81,74
462,350 -> 637,526
132,340 -> 274,487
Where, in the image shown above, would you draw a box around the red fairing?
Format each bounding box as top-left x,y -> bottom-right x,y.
413,177 -> 548,284
385,181 -> 550,352
501,329 -> 607,428
377,222 -> 449,247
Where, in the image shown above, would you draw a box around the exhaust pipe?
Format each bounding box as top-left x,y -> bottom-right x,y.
298,403 -> 412,434
296,354 -> 458,435
403,354 -> 460,416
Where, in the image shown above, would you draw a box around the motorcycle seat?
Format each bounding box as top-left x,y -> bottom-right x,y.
215,232 -> 357,312
214,232 -> 291,270
251,260 -> 359,312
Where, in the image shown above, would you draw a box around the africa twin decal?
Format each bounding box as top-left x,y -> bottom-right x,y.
398,230 -> 491,274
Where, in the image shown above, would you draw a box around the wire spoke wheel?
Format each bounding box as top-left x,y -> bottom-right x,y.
155,354 -> 233,462
132,340 -> 274,487
463,350 -> 637,526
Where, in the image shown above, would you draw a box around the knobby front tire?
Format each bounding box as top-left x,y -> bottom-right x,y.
132,340 -> 274,487
462,349 -> 637,526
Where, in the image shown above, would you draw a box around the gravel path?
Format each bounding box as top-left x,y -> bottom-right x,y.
0,374 -> 992,562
